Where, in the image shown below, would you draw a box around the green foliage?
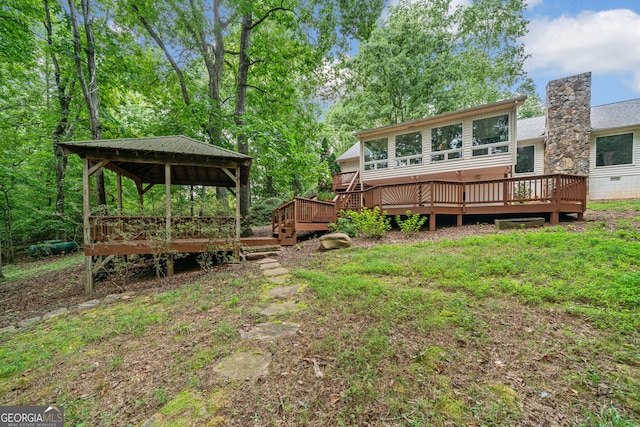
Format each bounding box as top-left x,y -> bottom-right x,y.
327,0 -> 530,129
345,207 -> 391,239
249,197 -> 284,226
395,210 -> 427,234
327,217 -> 359,238
588,200 -> 640,212
581,405 -> 639,427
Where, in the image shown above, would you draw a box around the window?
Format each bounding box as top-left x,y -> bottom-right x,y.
364,138 -> 388,170
395,131 -> 423,167
596,133 -> 633,167
516,145 -> 535,174
472,114 -> 509,156
431,123 -> 463,162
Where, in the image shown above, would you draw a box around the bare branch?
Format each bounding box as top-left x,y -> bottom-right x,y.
132,4 -> 191,105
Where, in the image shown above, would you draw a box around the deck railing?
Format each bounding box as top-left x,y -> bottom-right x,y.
332,171 -> 359,192
89,216 -> 236,243
272,197 -> 337,237
335,174 -> 586,212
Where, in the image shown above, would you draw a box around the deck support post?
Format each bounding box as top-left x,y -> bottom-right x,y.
429,213 -> 436,232
165,163 -> 173,277
457,215 -> 463,227
83,158 -> 94,293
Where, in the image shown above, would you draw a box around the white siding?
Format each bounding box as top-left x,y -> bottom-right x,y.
589,128 -> 640,200
360,109 -> 517,181
338,159 -> 359,173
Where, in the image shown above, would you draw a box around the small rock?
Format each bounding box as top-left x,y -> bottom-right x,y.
78,299 -> 101,311
319,233 -> 352,250
18,317 -> 42,328
140,414 -> 159,427
0,325 -> 18,335
102,294 -> 123,304
43,307 -> 68,320
540,391 -> 549,398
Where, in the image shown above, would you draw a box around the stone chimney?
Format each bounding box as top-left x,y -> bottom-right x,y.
544,72 -> 592,175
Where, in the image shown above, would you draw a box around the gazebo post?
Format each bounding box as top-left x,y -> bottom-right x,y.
235,165 -> 241,242
136,181 -> 144,214
165,163 -> 174,277
116,173 -> 123,215
83,158 -> 94,293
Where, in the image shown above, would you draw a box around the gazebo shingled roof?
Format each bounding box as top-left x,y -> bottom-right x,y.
57,135 -> 252,188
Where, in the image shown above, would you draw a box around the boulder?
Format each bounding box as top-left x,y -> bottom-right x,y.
319,233 -> 352,250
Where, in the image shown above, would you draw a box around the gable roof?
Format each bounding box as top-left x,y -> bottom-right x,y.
57,135 -> 252,187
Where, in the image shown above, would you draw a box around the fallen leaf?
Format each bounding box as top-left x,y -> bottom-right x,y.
329,394 -> 340,405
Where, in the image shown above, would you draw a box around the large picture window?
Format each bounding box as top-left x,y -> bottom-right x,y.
364,138 -> 388,170
595,133 -> 633,167
516,145 -> 535,174
472,114 -> 509,157
431,123 -> 463,162
395,131 -> 423,167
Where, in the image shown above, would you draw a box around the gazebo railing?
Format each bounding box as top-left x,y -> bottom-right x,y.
89,216 -> 236,243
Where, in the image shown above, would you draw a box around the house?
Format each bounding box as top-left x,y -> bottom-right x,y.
272,74 -> 609,244
336,72 -> 640,201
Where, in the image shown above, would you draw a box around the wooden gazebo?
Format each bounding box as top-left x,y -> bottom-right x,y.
58,136 -> 252,293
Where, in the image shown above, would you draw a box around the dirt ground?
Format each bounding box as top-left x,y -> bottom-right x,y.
0,209 -> 630,329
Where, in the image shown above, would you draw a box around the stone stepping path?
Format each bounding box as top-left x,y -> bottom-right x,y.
215,257 -> 302,382
260,301 -> 297,316
268,284 -> 300,298
240,322 -> 299,340
213,352 -> 272,381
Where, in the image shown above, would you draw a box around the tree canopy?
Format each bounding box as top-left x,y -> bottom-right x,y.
326,0 -> 537,135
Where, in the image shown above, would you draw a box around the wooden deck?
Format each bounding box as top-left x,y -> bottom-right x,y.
272,173 -> 587,245
85,216 -> 279,256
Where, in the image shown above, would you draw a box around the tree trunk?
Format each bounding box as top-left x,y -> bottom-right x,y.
0,237 -> 4,279
235,13 -> 252,226
1,189 -> 14,263
132,3 -> 191,106
45,0 -> 75,238
69,0 -> 106,210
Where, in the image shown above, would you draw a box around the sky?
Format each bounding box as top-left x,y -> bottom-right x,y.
382,0 -> 640,107
522,0 -> 640,107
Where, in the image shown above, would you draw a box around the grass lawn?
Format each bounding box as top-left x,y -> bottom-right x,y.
1,202 -> 639,426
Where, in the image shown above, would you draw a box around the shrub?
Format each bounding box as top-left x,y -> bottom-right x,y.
317,191 -> 336,201
346,207 -> 391,239
249,197 -> 284,226
327,217 -> 359,238
395,210 -> 427,234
